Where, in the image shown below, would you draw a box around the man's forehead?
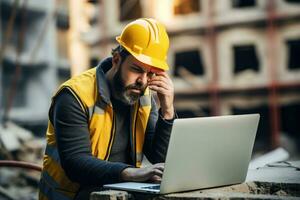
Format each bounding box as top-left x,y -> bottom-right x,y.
127,55 -> 164,72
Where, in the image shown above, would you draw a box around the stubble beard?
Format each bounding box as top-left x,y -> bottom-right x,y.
112,65 -> 146,105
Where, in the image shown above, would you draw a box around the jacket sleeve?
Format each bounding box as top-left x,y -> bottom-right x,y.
142,96 -> 176,163
50,88 -> 130,186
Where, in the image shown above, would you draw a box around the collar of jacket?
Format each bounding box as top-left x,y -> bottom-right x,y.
95,57 -> 113,106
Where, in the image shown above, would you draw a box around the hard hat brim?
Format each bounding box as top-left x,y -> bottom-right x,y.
116,37 -> 169,71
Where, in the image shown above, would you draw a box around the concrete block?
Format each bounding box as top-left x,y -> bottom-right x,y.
5,122 -> 33,142
90,190 -> 129,200
0,128 -> 21,151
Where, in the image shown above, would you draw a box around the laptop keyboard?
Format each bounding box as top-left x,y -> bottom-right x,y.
142,185 -> 160,190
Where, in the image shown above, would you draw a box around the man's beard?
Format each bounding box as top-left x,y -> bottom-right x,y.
112,66 -> 146,105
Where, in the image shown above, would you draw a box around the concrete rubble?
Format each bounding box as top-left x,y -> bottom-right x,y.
0,122 -> 45,200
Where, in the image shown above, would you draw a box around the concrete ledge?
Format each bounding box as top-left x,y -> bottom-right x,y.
90,182 -> 300,200
90,162 -> 300,200
90,190 -> 130,200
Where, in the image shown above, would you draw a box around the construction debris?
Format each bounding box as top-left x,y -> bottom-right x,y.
0,121 -> 45,162
0,122 -> 45,200
248,147 -> 290,170
0,167 -> 39,200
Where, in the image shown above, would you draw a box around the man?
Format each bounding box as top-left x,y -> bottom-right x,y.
39,18 -> 175,200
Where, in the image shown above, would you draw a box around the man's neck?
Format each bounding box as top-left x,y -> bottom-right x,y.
105,67 -> 114,86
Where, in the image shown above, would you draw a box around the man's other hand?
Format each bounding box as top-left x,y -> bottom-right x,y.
120,163 -> 164,183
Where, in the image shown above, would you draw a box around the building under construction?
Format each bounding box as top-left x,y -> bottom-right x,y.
1,0 -> 70,135
1,0 -> 300,156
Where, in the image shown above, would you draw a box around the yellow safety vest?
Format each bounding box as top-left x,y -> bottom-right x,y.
39,67 -> 152,200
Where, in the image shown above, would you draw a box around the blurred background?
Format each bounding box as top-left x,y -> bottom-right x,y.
0,0 -> 300,199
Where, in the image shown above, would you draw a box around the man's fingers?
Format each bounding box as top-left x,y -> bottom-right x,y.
153,163 -> 164,172
156,73 -> 173,85
148,73 -> 174,96
154,71 -> 169,78
121,164 -> 165,183
155,166 -> 164,172
149,75 -> 170,85
148,85 -> 169,95
148,84 -> 173,96
148,80 -> 169,90
150,175 -> 162,183
151,168 -> 163,178
151,163 -> 164,177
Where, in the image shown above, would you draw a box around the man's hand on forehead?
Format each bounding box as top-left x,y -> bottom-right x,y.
148,67 -> 164,78
147,67 -> 174,119
149,67 -> 164,74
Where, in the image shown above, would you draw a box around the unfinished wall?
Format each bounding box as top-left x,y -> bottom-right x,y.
63,0 -> 300,153
0,0 -> 73,135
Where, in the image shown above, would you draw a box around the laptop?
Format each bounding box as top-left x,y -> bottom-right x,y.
103,114 -> 260,194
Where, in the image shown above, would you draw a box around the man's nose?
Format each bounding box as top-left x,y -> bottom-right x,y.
137,73 -> 148,86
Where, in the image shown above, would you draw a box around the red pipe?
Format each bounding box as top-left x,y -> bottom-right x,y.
0,160 -> 42,172
266,0 -> 281,148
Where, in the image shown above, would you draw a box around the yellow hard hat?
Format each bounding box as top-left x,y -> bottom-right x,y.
116,18 -> 170,71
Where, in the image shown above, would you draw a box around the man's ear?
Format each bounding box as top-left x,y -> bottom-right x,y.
112,53 -> 121,68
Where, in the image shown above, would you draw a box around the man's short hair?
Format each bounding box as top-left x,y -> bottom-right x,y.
111,45 -> 130,61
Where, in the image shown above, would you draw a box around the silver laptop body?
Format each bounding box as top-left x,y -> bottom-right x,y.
103,114 -> 260,194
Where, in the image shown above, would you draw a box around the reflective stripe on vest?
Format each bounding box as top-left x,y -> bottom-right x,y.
140,95 -> 151,107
